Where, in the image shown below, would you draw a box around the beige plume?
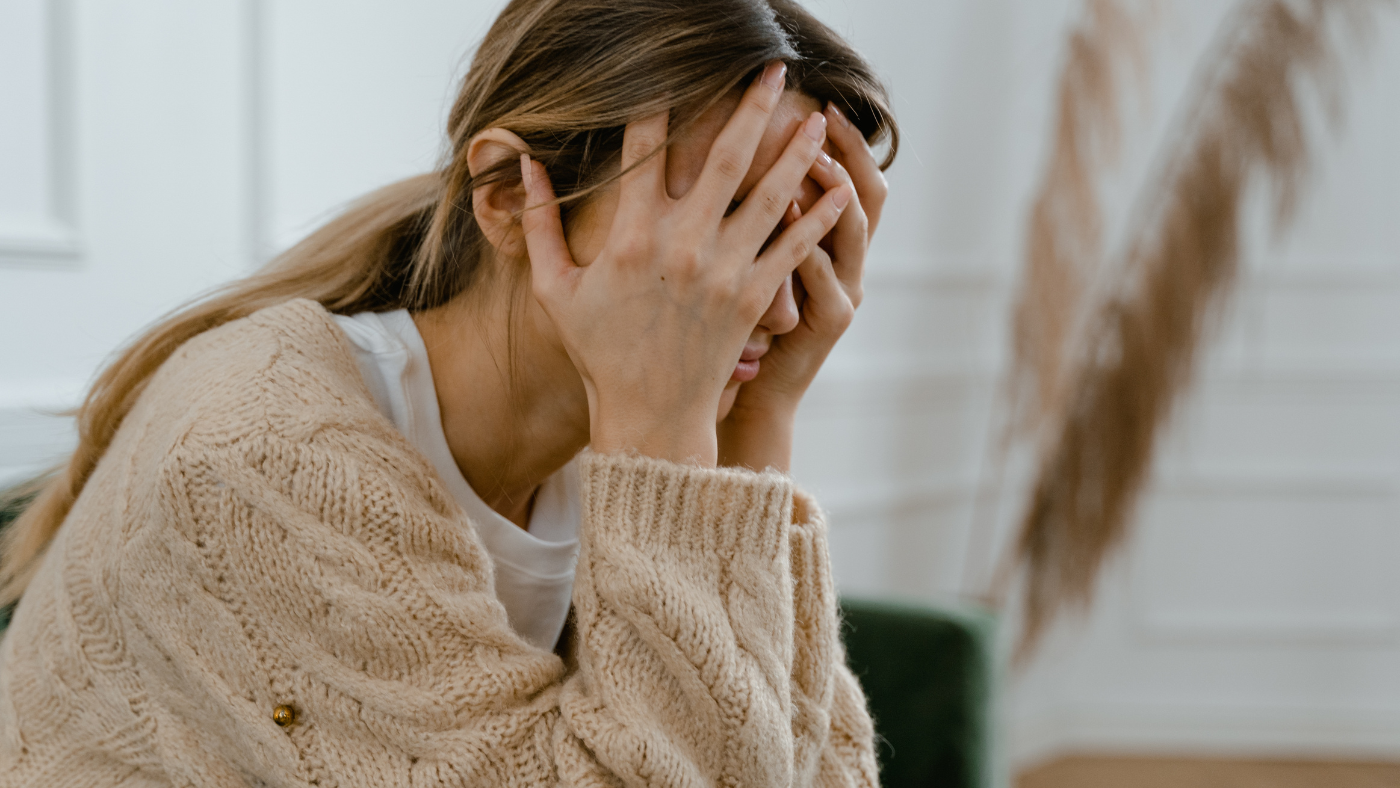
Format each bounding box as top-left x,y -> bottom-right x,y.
1012,0 -> 1152,439
1010,0 -> 1391,656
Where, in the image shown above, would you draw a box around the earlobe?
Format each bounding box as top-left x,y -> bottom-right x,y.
467,128 -> 532,258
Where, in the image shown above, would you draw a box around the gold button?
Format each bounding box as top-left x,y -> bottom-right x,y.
272,704 -> 296,727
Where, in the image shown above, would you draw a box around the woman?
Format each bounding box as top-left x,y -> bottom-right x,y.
0,0 -> 897,784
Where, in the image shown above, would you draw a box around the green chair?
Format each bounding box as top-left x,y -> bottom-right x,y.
838,597 -> 996,788
0,493 -> 995,788
0,488 -> 32,632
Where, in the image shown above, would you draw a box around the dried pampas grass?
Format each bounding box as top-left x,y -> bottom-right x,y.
1011,0 -> 1391,655
1012,0 -> 1151,438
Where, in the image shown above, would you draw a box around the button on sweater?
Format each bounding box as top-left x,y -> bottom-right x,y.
0,299 -> 878,787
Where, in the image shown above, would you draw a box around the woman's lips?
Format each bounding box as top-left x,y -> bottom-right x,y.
731,359 -> 761,383
731,345 -> 768,383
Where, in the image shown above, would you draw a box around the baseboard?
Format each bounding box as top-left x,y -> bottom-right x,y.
1009,703 -> 1400,770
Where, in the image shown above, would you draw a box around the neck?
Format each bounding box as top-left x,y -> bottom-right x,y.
414,277 -> 589,530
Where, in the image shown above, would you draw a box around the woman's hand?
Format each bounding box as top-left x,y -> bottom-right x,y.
717,103 -> 889,473
520,63 -> 853,467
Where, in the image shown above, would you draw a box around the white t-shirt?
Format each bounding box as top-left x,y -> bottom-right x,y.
332,310 -> 581,652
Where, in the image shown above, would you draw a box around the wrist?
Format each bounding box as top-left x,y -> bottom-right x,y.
725,395 -> 800,428
591,398 -> 719,467
717,407 -> 795,473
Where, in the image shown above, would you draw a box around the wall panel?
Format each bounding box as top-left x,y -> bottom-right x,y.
0,0 -> 78,262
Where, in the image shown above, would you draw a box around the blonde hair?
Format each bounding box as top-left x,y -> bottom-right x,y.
0,0 -> 897,605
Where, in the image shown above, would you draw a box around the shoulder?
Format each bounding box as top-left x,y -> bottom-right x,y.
135,299 -> 458,528
118,298 -> 442,508
143,298 -> 381,447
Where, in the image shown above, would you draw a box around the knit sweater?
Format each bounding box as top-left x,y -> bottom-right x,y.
0,299 -> 878,787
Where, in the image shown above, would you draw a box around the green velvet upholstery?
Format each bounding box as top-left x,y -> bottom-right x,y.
0,488 -> 32,632
0,493 -> 995,788
839,597 -> 996,788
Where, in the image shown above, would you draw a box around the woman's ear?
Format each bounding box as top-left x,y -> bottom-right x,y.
467,128 -> 531,258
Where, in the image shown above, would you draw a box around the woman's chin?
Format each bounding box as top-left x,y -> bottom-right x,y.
716,383 -> 741,423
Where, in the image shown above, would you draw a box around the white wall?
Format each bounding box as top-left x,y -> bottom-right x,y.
4,0 -> 1400,777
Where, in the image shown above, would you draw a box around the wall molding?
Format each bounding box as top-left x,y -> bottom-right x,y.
0,0 -> 80,266
819,475 -> 979,521
1131,610 -> 1400,645
860,253 -> 1400,292
1149,471 -> 1397,497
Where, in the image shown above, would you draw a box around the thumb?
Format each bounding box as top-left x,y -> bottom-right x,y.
519,154 -> 574,296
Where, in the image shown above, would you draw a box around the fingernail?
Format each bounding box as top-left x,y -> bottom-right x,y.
520,154 -> 533,190
827,103 -> 851,128
803,112 -> 826,141
762,61 -> 787,92
789,200 -> 802,221
832,185 -> 851,210
817,150 -> 833,167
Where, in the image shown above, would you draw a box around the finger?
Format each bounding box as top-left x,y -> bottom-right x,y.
779,200 -> 801,240
794,245 -> 853,327
618,111 -> 669,220
518,155 -> 574,295
755,182 -> 852,285
806,150 -> 868,297
728,111 -> 828,249
687,61 -> 788,224
825,103 -> 887,238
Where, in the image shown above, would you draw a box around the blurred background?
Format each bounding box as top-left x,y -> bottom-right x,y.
2,1 -> 1399,785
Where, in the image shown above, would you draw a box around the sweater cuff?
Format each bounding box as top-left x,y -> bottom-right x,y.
788,486 -> 840,665
579,451 -> 794,567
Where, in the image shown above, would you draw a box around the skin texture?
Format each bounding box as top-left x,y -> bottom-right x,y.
416,63 -> 887,528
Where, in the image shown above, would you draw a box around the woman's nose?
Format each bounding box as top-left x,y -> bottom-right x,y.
758,274 -> 800,336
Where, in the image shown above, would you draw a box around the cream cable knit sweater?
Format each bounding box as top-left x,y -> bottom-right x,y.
0,299 -> 878,787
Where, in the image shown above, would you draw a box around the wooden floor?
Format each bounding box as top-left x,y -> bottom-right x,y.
1018,756 -> 1400,788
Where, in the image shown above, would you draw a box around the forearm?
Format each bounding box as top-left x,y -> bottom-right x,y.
567,451 -> 799,784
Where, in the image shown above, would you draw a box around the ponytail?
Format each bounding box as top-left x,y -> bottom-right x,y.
0,173 -> 442,605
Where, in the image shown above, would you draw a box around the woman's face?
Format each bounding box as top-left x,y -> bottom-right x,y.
563,89 -> 829,420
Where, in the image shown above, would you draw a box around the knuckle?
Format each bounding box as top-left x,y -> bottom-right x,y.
789,237 -> 814,268
616,234 -> 652,262
672,246 -> 704,278
530,273 -> 556,303
853,211 -> 870,239
834,304 -> 856,330
742,89 -> 776,117
755,189 -> 786,220
623,134 -> 662,164
826,202 -> 846,229
871,172 -> 890,198
711,148 -> 747,182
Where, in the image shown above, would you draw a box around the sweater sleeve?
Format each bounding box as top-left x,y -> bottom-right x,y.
788,491 -> 881,787
118,432 -> 873,786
